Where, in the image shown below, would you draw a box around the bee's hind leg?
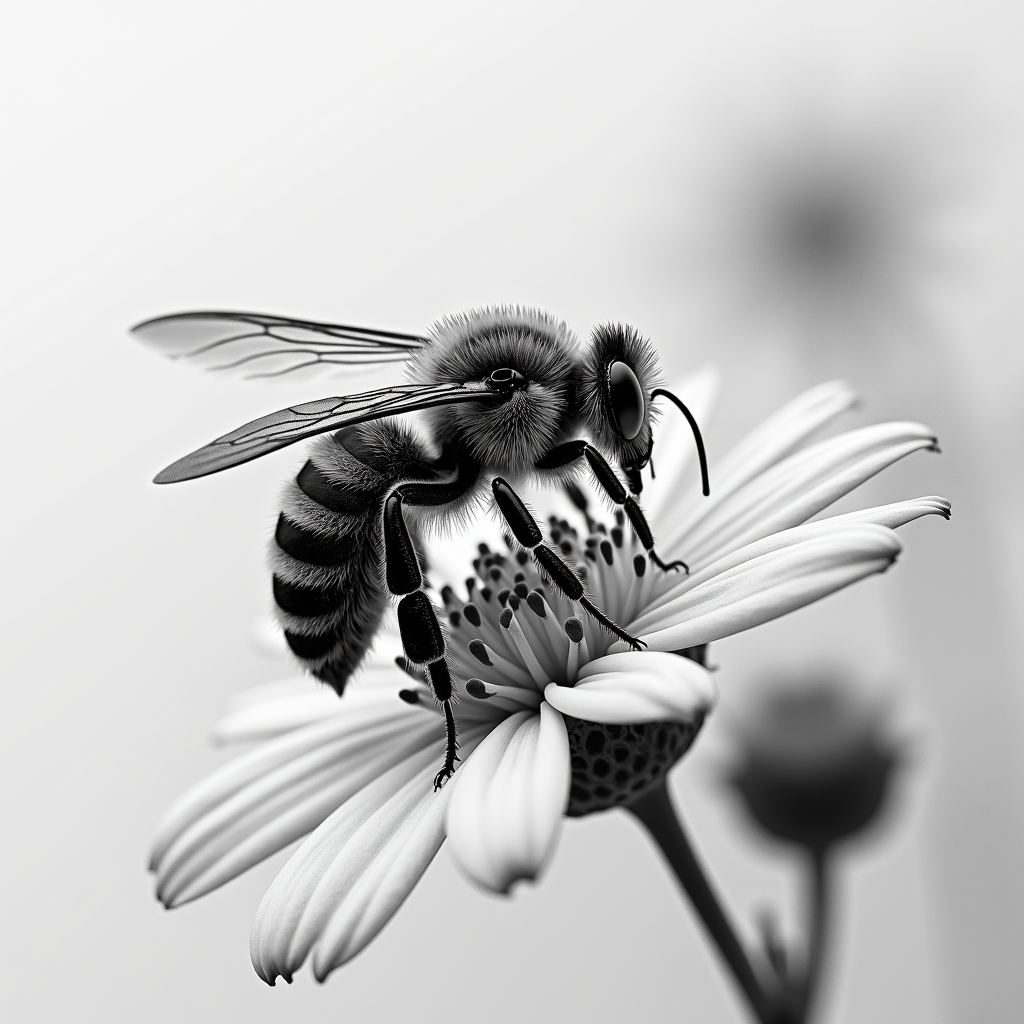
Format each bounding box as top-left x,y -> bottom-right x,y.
384,491 -> 459,790
537,441 -> 688,574
491,477 -> 645,651
385,460 -> 480,789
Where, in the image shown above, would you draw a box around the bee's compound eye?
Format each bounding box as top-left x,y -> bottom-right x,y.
607,360 -> 645,440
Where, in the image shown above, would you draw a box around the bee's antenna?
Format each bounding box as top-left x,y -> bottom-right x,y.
650,388 -> 710,496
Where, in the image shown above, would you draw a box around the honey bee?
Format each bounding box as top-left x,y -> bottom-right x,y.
136,307 -> 708,787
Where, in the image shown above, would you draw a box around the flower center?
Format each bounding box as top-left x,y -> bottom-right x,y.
429,510 -> 702,816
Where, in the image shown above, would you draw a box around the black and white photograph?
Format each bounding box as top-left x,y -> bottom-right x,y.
2,3 -> 1021,1022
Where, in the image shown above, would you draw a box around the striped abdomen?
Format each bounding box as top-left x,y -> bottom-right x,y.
270,421 -> 434,694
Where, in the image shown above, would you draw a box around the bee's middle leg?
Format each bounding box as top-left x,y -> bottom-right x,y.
536,440 -> 688,573
490,477 -> 645,651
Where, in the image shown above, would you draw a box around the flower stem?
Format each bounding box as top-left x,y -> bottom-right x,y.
628,781 -> 777,1023
799,848 -> 830,1022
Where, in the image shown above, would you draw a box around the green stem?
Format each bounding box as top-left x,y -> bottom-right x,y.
627,781 -> 777,1024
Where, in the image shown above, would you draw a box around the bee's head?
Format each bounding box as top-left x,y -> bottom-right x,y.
579,324 -> 663,494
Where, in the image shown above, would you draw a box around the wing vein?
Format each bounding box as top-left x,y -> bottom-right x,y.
133,310 -> 427,383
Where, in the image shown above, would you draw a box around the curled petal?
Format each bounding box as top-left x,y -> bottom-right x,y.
825,495 -> 951,528
639,498 -> 947,630
678,421 -> 937,567
544,651 -> 717,724
620,524 -> 902,652
447,705 -> 570,895
151,690 -> 442,907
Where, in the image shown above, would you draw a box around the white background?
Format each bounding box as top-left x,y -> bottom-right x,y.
2,2 -> 1022,1022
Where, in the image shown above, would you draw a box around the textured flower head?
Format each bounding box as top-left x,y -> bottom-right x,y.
150,371 -> 948,984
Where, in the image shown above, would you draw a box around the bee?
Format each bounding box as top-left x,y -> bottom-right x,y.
136,306 -> 709,788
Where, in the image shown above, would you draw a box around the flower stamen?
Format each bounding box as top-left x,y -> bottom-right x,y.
466,678 -> 543,709
524,589 -> 569,665
564,615 -> 587,684
499,607 -> 549,687
394,655 -> 425,681
467,639 -> 534,687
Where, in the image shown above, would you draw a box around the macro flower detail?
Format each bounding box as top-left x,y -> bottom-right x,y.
149,373 -> 949,984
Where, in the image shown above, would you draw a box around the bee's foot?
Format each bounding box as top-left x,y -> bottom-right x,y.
433,766 -> 456,791
650,550 -> 689,574
580,594 -> 647,652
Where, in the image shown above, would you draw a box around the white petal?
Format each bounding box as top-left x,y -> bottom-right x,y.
311,766 -> 451,979
213,686 -> 354,745
821,495 -> 951,529
151,691 -> 442,906
154,688 -> 420,864
220,676 -> 317,713
214,642 -> 413,745
659,380 -> 858,551
636,502 -> 945,632
543,652 -> 717,724
675,421 -> 936,568
447,704 -> 570,895
619,524 -> 902,651
250,736 -> 460,984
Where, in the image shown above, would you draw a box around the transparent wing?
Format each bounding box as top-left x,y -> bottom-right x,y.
132,311 -> 426,382
155,381 -> 492,483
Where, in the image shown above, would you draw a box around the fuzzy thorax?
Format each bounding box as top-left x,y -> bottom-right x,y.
410,307 -> 580,473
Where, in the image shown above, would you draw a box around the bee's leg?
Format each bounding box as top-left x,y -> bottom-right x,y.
385,462 -> 480,790
491,477 -> 645,651
562,479 -> 596,531
537,441 -> 688,574
383,491 -> 460,790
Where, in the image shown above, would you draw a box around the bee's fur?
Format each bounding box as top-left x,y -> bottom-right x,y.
271,421 -> 437,692
412,307 -> 580,475
271,306 -> 667,699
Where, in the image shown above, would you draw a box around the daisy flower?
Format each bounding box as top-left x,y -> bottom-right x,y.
149,371 -> 948,985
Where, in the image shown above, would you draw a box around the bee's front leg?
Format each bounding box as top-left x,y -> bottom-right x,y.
536,441 -> 689,574
490,477 -> 645,651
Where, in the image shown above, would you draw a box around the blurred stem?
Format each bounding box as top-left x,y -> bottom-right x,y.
799,848 -> 831,1023
628,780 -> 777,1024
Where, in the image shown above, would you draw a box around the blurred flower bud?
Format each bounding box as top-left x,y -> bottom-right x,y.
730,679 -> 902,851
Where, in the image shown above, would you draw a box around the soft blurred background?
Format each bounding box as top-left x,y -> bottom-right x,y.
2,2 -> 1021,1021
